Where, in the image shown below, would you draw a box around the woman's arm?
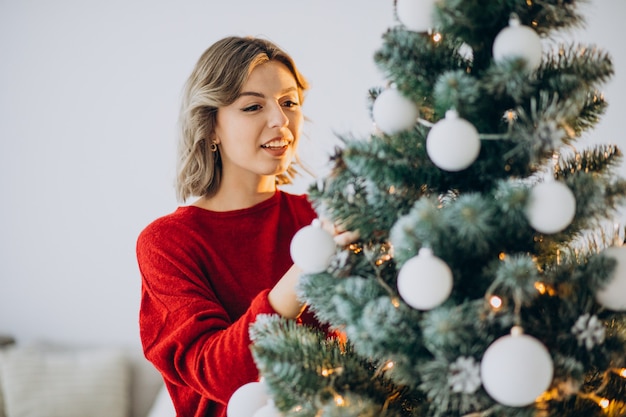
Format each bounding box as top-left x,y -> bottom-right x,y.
267,264 -> 305,319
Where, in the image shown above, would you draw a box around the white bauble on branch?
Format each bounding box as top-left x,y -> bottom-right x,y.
396,0 -> 437,33
525,180 -> 576,234
252,400 -> 281,417
290,219 -> 335,274
227,381 -> 269,417
596,246 -> 626,311
397,247 -> 453,310
480,327 -> 554,407
426,109 -> 481,171
373,88 -> 419,135
492,15 -> 543,71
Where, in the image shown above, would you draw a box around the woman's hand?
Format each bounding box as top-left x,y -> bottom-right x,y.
321,217 -> 360,246
268,264 -> 306,319
268,218 -> 359,319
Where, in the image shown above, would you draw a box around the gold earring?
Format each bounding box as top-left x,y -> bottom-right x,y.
210,142 -> 218,152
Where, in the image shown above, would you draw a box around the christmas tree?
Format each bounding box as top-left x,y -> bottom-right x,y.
234,1 -> 626,416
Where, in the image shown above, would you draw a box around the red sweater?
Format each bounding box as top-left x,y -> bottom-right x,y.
137,191 -> 317,417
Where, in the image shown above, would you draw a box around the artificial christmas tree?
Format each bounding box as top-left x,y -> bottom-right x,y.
241,1 -> 626,416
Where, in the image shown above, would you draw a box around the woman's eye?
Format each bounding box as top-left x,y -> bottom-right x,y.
282,100 -> 299,108
242,104 -> 262,112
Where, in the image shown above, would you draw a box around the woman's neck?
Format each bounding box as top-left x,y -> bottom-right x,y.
192,176 -> 277,212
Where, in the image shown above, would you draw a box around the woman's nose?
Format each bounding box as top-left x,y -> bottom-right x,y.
268,103 -> 289,128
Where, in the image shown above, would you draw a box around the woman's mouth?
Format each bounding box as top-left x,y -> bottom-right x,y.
261,138 -> 290,150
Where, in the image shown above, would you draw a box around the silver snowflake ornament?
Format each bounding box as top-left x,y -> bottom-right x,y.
571,313 -> 605,351
448,356 -> 481,394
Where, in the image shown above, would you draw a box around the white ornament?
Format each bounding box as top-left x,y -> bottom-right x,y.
596,246 -> 626,311
397,247 -> 453,310
426,109 -> 481,171
493,16 -> 543,71
525,180 -> 576,234
227,381 -> 269,417
571,313 -> 605,350
448,356 -> 481,394
480,327 -> 554,407
290,219 -> 335,273
396,0 -> 437,33
252,400 -> 282,417
373,88 -> 419,135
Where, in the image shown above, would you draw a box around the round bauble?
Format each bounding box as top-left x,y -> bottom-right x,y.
426,110 -> 481,171
252,400 -> 281,417
373,88 -> 419,135
227,381 -> 269,417
396,0 -> 437,33
397,247 -> 453,310
525,181 -> 576,234
596,246 -> 626,311
480,327 -> 553,407
290,220 -> 335,273
493,16 -> 542,71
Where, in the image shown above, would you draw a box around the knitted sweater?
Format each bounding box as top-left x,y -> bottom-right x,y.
137,191 -> 317,417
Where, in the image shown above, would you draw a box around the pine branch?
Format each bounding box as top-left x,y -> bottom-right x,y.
374,27 -> 469,107
249,315 -> 421,417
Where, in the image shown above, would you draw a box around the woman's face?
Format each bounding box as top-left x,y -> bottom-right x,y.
213,60 -> 303,186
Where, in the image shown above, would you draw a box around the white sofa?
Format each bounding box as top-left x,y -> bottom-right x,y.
0,338 -> 174,417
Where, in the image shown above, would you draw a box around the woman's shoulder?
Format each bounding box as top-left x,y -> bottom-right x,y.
278,190 -> 317,222
137,206 -> 202,245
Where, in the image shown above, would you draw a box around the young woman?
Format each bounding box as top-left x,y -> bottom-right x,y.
136,36 -> 352,417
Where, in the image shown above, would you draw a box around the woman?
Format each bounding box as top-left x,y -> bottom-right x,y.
137,36 -> 346,417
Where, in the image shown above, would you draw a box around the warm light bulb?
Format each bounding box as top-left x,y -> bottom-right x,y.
489,296 -> 503,310
334,395 -> 345,406
503,110 -> 517,125
384,361 -> 394,370
321,367 -> 343,377
349,243 -> 362,254
432,32 -> 442,42
598,398 -> 610,409
619,368 -> 626,378
535,282 -> 546,294
376,253 -> 392,266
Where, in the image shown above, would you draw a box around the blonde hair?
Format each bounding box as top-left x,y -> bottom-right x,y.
176,36 -> 309,202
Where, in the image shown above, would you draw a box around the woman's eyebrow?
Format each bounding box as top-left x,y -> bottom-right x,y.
238,87 -> 297,99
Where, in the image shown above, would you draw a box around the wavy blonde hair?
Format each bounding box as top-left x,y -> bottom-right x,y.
176,36 -> 309,202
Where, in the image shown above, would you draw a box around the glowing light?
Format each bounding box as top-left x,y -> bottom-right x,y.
349,243 -> 362,254
334,395 -> 345,406
432,32 -> 442,42
503,110 -> 517,124
619,368 -> 626,378
321,367 -> 343,377
385,361 -> 394,370
498,252 -> 506,261
535,282 -> 546,294
391,297 -> 401,308
598,398 -> 610,409
489,296 -> 503,310
376,254 -> 392,266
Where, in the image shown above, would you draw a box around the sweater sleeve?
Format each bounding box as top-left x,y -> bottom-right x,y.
137,223 -> 277,405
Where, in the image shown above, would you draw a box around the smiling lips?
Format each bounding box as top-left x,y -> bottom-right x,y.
261,138 -> 290,150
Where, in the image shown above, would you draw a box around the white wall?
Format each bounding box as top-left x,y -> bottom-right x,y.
1,1 -> 624,350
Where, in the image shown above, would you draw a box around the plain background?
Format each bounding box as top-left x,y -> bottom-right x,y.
1,0 -> 625,351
